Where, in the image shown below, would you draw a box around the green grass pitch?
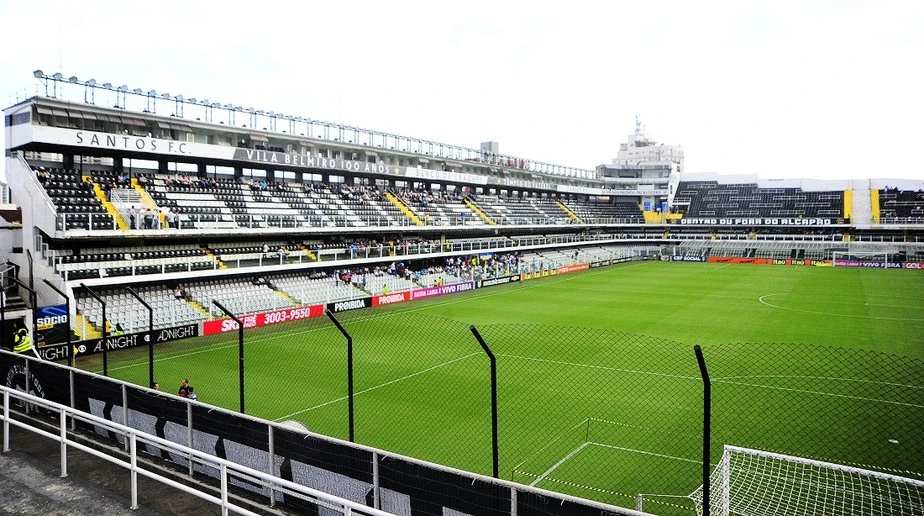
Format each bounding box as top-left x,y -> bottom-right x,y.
81,261 -> 924,513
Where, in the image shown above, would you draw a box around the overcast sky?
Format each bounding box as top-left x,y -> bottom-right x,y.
2,0 -> 923,181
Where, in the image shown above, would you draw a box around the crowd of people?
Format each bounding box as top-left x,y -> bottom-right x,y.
127,206 -> 182,230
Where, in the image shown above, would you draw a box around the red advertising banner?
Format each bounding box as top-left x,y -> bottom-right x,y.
903,262 -> 924,270
202,303 -> 325,335
707,257 -> 769,265
556,263 -> 590,275
372,291 -> 410,307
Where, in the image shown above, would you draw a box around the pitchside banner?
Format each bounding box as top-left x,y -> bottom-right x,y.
372,291 -> 409,307
410,282 -> 475,300
475,275 -> 521,289
556,263 -> 589,275
202,304 -> 325,335
35,304 -> 69,346
670,256 -> 708,262
770,259 -> 833,267
832,260 -> 903,269
37,323 -> 200,362
326,297 -> 371,313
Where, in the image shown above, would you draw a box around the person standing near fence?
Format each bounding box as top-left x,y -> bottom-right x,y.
12,322 -> 36,357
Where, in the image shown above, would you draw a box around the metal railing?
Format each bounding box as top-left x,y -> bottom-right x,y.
0,385 -> 394,516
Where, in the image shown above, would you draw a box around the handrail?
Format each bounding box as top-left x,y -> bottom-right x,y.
0,385 -> 395,516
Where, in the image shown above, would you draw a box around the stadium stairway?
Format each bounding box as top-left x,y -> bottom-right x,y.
464,198 -> 496,225
74,313 -> 102,340
556,201 -> 583,223
129,178 -> 160,213
272,287 -> 299,306
643,210 -> 665,224
187,299 -> 210,318
298,244 -> 318,261
385,191 -> 424,226
202,247 -> 227,269
84,177 -> 129,230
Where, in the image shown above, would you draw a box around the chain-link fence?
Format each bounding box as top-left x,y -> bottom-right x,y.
66,304 -> 924,515
707,342 -> 924,480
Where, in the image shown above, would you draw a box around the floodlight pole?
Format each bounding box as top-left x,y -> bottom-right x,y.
213,300 -> 245,414
694,344 -> 711,516
326,309 -> 354,442
125,287 -> 154,388
470,325 -> 499,479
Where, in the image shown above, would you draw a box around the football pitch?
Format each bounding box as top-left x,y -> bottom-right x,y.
82,261 -> 924,513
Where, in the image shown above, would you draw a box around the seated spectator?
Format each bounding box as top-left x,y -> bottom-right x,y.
178,379 -> 197,400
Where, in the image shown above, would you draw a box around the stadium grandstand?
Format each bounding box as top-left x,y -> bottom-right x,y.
2,72 -> 923,515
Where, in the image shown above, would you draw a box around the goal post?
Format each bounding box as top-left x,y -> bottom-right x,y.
689,446 -> 924,516
831,250 -> 891,268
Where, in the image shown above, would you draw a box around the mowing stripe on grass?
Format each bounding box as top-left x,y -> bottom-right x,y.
714,379 -> 924,408
711,374 -> 924,391
274,352 -> 481,421
498,353 -> 699,381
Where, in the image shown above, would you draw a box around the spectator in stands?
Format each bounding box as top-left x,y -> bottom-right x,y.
174,285 -> 187,300
262,243 -> 270,258
151,382 -> 160,391
35,167 -> 49,184
143,208 -> 155,229
128,206 -> 137,230
277,246 -> 286,263
252,276 -> 266,286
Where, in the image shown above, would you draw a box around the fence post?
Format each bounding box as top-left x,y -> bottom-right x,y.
43,279 -> 73,367
125,287 -> 154,388
80,283 -> 108,376
212,300 -> 245,414
694,344 -> 711,516
326,309 -> 354,442
469,324 -> 499,479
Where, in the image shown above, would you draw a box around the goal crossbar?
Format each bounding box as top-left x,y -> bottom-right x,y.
689,445 -> 924,516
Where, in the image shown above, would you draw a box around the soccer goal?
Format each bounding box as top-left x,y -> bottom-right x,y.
831,250 -> 891,267
688,446 -> 923,516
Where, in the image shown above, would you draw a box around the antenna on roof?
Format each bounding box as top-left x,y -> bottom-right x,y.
635,115 -> 642,135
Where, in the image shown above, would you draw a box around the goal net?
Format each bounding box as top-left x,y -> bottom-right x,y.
689,446 -> 923,516
831,251 -> 891,268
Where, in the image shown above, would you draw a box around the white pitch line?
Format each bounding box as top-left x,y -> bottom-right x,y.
865,302 -> 923,309
588,443 -> 701,464
758,293 -> 924,321
530,442 -> 592,486
714,379 -> 924,409
710,374 -> 924,391
274,352 -> 481,421
498,353 -> 700,381
712,264 -> 731,271
529,442 -> 698,487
